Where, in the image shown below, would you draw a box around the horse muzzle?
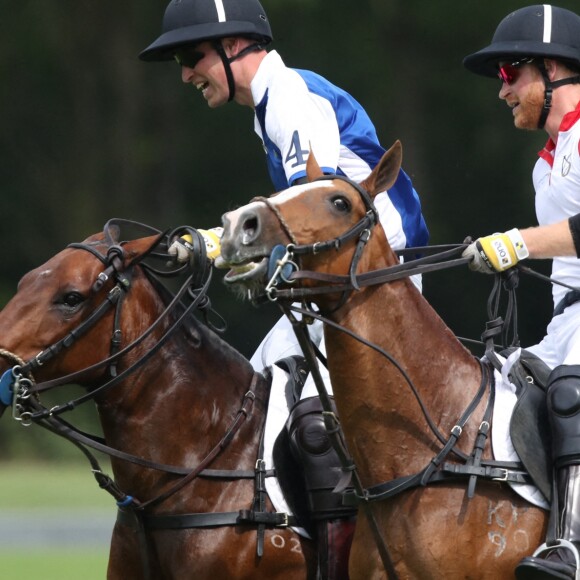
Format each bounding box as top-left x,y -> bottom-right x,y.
218,212 -> 271,286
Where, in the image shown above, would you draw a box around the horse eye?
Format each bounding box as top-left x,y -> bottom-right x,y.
60,292 -> 85,309
331,196 -> 351,213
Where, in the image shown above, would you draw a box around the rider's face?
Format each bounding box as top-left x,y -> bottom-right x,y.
498,63 -> 544,130
178,41 -> 231,108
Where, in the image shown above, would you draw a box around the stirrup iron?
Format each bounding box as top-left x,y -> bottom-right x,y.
532,540 -> 580,580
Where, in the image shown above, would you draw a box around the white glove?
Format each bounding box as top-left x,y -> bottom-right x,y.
168,235 -> 194,264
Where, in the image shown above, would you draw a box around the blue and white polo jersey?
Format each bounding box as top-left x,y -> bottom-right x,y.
250,50 -> 429,252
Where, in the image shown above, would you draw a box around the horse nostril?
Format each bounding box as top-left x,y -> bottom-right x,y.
242,216 -> 259,246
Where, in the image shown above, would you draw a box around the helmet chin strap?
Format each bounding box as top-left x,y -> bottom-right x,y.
536,60 -> 580,129
212,40 -> 266,102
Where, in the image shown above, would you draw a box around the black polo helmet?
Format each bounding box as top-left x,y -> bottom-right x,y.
463,5 -> 580,77
140,0 -> 273,62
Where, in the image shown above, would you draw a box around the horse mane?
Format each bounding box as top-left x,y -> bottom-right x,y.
140,266 -> 256,371
141,267 -> 204,344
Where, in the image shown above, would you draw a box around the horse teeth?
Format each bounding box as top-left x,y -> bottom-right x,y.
235,263 -> 256,274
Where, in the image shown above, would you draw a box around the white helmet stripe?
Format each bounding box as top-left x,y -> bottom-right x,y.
214,0 -> 226,22
543,4 -> 553,43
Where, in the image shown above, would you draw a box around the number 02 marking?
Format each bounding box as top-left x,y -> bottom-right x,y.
270,534 -> 302,553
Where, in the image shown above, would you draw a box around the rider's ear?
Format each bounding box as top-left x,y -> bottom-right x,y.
222,37 -> 237,58
546,58 -> 560,80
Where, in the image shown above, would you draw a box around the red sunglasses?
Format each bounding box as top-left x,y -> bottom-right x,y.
497,58 -> 535,85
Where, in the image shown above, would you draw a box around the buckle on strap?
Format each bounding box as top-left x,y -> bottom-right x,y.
492,468 -> 508,482
238,509 -> 290,527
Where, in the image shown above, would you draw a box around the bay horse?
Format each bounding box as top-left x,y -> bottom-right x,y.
0,221 -> 317,579
216,142 -> 548,579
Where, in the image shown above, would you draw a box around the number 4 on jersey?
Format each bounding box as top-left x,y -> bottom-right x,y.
285,130 -> 309,168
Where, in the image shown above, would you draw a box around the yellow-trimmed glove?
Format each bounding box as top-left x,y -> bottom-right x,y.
463,228 -> 529,274
198,227 -> 222,260
168,227 -> 223,263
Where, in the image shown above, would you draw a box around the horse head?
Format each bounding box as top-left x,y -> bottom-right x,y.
0,231 -> 166,386
0,221 -> 321,579
218,140 -> 404,307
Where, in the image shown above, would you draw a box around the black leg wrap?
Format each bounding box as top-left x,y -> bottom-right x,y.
516,365 -> 580,580
287,396 -> 356,521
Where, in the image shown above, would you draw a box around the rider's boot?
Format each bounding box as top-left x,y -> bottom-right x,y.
516,365 -> 580,580
287,396 -> 357,580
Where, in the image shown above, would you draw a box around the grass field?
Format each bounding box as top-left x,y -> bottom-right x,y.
1,549 -> 110,580
0,462 -> 114,509
0,461 -> 113,579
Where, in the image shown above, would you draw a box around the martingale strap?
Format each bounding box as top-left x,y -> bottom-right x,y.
112,372 -> 298,560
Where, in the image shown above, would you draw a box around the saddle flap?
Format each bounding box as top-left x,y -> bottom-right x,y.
507,353 -> 552,502
502,347 -> 551,393
272,427 -> 314,534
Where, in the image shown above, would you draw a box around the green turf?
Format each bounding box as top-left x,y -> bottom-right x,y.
0,462 -> 113,579
0,461 -> 114,510
0,549 -> 109,580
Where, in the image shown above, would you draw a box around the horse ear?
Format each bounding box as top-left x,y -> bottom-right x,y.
108,225 -> 121,243
360,140 -> 403,197
306,149 -> 324,182
123,234 -> 164,264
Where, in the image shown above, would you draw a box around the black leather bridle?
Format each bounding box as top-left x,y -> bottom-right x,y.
0,220 -> 294,573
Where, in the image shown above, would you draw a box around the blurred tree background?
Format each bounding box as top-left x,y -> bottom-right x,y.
0,0 -> 573,459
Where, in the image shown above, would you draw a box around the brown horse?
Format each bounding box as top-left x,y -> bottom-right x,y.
216,142 -> 548,579
0,222 -> 317,579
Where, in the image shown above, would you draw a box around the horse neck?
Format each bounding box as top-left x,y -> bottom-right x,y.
96,277 -> 267,483
322,242 -> 483,478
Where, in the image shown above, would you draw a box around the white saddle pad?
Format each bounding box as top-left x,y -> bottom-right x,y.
263,364 -> 310,537
491,349 -> 549,509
